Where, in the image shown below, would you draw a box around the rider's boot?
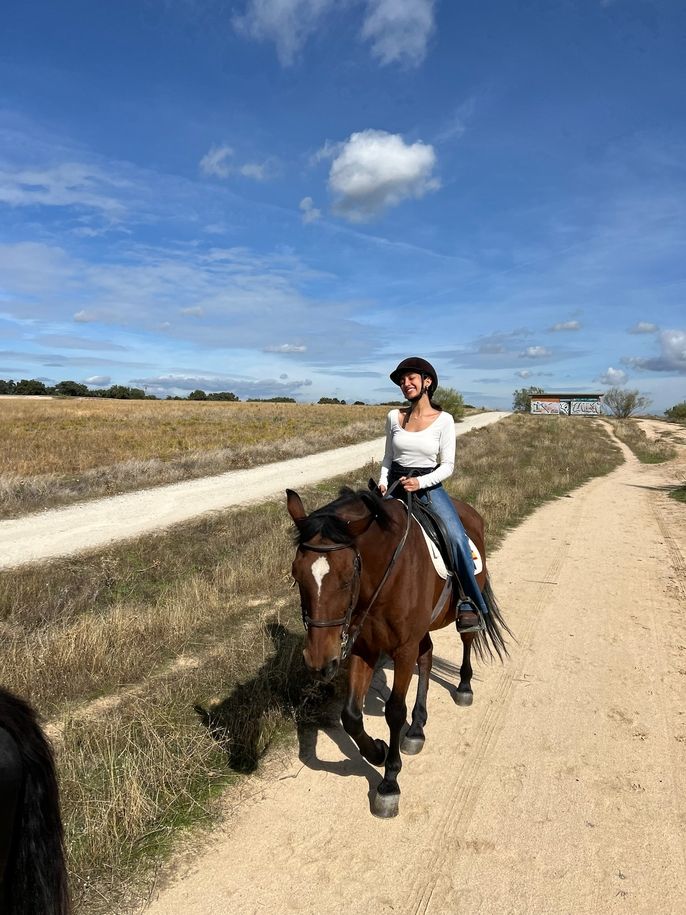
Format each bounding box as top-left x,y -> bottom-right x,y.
456,598 -> 486,634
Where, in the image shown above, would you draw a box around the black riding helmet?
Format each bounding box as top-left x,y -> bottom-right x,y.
390,357 -> 438,399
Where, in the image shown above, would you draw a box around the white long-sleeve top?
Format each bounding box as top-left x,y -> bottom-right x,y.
378,409 -> 456,490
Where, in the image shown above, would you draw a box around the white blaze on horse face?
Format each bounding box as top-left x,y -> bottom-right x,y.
310,556 -> 330,599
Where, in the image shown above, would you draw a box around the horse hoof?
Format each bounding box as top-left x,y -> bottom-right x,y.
401,735 -> 425,755
372,790 -> 400,819
453,689 -> 473,707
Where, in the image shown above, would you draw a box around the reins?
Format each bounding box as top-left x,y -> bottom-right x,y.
299,492 -> 413,660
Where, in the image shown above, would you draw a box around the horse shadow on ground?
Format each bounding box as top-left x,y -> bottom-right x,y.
195,623 -> 475,803
194,622 -> 336,774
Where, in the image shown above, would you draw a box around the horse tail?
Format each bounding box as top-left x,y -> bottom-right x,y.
473,577 -> 514,663
0,689 -> 70,915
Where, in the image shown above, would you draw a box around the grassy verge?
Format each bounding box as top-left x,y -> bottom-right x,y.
670,484 -> 686,504
1,414 -> 623,912
607,418 -> 678,464
0,400 -> 388,518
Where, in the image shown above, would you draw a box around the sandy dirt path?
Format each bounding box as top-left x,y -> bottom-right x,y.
143,422 -> 686,915
0,412 -> 509,570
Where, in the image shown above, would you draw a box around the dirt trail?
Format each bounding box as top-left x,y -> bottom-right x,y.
0,412 -> 508,570
143,421 -> 686,915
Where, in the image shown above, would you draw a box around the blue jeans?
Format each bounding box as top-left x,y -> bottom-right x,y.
417,485 -> 489,616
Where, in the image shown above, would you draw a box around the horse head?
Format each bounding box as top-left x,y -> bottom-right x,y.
286,488 -> 380,682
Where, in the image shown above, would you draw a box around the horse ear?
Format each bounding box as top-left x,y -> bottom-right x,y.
286,489 -> 306,523
368,478 -> 380,494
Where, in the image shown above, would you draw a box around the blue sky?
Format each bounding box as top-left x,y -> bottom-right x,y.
1,0 -> 684,409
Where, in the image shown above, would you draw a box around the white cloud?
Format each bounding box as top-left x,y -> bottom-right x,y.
549,320 -> 581,332
328,129 -> 438,222
232,0 -> 341,66
239,162 -> 268,180
597,367 -> 627,385
520,346 -> 552,359
263,343 -> 307,352
180,306 -> 204,316
199,145 -> 234,178
199,145 -> 271,181
85,375 -> 111,386
232,0 -> 435,68
622,329 -> 686,374
361,0 -> 436,68
299,196 -> 321,223
628,321 -> 659,334
73,310 -> 98,323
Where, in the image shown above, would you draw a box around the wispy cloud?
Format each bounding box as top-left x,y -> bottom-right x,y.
328,129 -> 439,222
299,196 -> 321,223
361,0 -> 436,68
628,321 -> 658,334
520,346 -> 553,359
263,343 -> 307,352
0,162 -> 127,219
0,240 -> 381,363
232,0 -> 436,68
232,0 -> 342,67
199,145 -> 272,181
549,320 -> 581,332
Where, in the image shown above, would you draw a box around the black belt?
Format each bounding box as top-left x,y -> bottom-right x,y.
388,462 -> 439,492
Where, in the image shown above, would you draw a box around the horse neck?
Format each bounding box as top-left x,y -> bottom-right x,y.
355,501 -> 413,593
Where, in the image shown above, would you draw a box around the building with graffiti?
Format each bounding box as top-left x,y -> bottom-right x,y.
531,393 -> 604,416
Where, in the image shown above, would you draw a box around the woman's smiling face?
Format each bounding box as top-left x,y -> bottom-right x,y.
399,371 -> 425,399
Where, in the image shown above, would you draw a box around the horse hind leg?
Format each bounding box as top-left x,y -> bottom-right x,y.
401,632 -> 433,755
454,632 -> 475,706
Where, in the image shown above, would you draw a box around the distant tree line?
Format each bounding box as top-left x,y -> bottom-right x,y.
0,378 -> 153,399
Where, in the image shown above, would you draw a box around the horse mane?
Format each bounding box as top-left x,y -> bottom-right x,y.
294,487 -> 394,547
0,688 -> 70,915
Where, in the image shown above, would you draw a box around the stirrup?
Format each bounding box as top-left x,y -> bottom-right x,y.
456,599 -> 486,634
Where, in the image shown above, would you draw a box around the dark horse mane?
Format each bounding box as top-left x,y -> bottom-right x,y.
0,688 -> 70,915
294,487 -> 395,547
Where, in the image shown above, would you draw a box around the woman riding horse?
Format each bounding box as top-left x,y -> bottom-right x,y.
379,357 -> 489,633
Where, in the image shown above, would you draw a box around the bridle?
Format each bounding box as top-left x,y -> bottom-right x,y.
297,491 -> 413,660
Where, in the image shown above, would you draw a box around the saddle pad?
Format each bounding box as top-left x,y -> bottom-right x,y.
415,519 -> 483,579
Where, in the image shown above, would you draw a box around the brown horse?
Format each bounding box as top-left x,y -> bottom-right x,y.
287,485 -> 511,818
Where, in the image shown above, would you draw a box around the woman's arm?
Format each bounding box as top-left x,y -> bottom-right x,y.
378,411 -> 394,491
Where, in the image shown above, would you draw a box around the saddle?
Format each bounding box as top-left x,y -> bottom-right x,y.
368,479 -> 472,624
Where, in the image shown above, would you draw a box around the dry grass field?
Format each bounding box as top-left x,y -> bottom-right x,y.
0,414 -> 624,913
0,398 -> 389,517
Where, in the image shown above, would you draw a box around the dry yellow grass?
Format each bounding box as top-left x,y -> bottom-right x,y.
0,398 -> 388,475
0,398 -> 389,516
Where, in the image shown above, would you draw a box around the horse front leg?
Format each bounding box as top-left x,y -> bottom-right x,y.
341,652 -> 388,768
373,647 -> 416,819
454,631 -> 475,706
401,632 -> 433,755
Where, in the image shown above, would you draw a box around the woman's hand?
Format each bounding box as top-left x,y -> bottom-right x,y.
378,484 -> 387,495
400,476 -> 421,492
